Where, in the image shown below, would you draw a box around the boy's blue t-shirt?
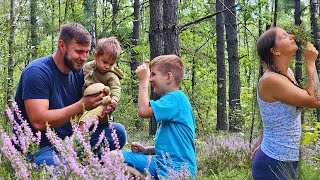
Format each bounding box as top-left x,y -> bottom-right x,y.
14,55 -> 84,147
150,90 -> 197,177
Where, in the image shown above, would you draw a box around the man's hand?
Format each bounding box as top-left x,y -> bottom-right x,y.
80,92 -> 105,111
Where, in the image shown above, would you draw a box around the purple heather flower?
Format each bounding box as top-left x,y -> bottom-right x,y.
0,131 -> 30,180
95,130 -> 105,149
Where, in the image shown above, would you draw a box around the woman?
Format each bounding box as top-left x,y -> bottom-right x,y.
252,27 -> 319,179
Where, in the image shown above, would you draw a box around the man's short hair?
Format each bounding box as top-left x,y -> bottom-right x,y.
150,54 -> 184,85
59,23 -> 92,45
95,37 -> 121,61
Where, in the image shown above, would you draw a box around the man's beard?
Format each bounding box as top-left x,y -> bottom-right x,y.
64,52 -> 79,72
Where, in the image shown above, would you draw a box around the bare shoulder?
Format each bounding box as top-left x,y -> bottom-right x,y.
259,73 -> 290,102
260,72 -> 289,87
259,73 -> 278,90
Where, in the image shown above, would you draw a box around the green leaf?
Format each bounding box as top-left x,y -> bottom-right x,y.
301,132 -> 318,145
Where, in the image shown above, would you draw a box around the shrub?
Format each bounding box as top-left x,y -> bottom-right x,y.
197,133 -> 252,177
0,102 -> 191,180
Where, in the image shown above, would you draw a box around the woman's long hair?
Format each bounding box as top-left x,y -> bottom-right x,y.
256,27 -> 302,88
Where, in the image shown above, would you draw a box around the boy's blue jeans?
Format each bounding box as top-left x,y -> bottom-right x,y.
122,151 -> 160,180
28,122 -> 127,166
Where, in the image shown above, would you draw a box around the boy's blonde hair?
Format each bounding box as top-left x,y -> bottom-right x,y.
95,36 -> 121,61
150,54 -> 184,85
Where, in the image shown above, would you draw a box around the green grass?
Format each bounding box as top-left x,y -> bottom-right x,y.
299,161 -> 320,180
0,159 -> 15,179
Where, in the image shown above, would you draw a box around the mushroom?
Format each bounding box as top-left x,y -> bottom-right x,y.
79,83 -> 112,124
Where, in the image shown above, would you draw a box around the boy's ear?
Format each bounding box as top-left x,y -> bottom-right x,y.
93,52 -> 98,60
167,72 -> 174,81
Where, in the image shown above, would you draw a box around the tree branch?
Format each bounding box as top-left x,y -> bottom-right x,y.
179,4 -> 237,32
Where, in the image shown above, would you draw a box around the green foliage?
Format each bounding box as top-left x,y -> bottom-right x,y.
0,158 -> 15,179
301,122 -> 320,145
299,161 -> 320,180
113,95 -> 147,132
284,24 -> 312,47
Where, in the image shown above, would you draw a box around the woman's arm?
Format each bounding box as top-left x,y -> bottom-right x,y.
259,43 -> 320,108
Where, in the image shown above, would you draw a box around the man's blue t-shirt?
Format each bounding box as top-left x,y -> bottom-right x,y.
150,90 -> 197,177
14,55 -> 84,147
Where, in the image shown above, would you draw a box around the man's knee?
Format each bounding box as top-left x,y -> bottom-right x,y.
30,146 -> 56,166
111,122 -> 127,148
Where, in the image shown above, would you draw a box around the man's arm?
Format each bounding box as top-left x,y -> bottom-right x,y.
25,93 -> 104,131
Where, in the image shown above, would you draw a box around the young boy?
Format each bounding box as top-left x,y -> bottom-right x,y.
122,55 -> 197,179
82,37 -> 124,121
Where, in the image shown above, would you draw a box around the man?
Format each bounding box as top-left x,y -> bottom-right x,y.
14,23 -> 127,166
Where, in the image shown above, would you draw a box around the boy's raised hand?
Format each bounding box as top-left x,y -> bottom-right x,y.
135,60 -> 150,82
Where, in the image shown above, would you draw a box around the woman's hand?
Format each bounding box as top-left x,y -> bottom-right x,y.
304,42 -> 319,64
251,145 -> 260,159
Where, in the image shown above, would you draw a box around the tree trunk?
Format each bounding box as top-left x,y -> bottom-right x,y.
273,0 -> 278,27
64,0 -> 68,23
224,0 -> 241,132
163,0 -> 179,55
149,0 -> 164,135
51,0 -> 55,53
6,0 -> 15,129
59,0 -> 61,27
112,0 -> 119,34
216,0 -> 227,130
130,0 -> 141,76
150,0 -> 164,59
191,57 -> 195,94
131,0 -> 141,129
310,0 -> 320,121
102,0 -> 107,34
294,0 -> 304,122
258,0 -> 264,77
93,0 -> 97,47
30,0 -> 38,59
83,0 -> 97,49
71,0 -> 75,21
294,0 -> 303,84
